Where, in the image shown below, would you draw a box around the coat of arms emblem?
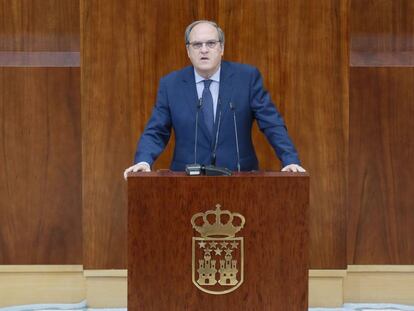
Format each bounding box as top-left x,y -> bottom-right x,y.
191,204 -> 245,295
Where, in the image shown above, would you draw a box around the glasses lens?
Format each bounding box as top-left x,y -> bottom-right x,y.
206,41 -> 218,48
192,42 -> 203,49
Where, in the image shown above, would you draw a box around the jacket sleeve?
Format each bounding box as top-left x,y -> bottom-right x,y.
249,68 -> 301,167
134,78 -> 172,166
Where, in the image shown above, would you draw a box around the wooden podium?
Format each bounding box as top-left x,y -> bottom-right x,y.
128,171 -> 309,311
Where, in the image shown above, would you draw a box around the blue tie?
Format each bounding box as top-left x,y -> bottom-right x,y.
202,79 -> 214,135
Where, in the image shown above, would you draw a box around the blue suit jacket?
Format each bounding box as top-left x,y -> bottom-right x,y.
134,61 -> 300,171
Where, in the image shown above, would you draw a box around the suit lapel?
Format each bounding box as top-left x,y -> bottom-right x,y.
181,66 -> 198,112
211,62 -> 235,148
217,61 -> 234,123
212,61 -> 234,148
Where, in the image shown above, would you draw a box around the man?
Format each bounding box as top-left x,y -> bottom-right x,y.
124,20 -> 305,178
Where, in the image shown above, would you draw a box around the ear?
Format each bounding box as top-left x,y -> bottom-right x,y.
186,45 -> 191,58
220,44 -> 224,56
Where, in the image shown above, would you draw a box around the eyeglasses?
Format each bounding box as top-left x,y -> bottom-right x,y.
188,40 -> 221,50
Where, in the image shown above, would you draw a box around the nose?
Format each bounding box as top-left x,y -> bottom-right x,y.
200,44 -> 209,53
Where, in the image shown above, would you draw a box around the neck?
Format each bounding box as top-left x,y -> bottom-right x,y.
195,66 -> 220,79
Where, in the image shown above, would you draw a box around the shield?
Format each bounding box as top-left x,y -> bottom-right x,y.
192,237 -> 244,295
191,205 -> 245,295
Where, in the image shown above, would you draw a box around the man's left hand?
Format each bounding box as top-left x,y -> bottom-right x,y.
281,164 -> 306,172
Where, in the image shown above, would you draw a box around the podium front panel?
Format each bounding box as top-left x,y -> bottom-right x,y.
128,172 -> 309,311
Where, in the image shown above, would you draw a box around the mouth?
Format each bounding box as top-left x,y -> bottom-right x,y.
200,57 -> 209,61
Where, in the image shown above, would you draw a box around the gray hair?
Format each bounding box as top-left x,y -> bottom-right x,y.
184,20 -> 225,45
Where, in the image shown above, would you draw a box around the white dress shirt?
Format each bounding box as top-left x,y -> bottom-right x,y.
194,67 -> 221,120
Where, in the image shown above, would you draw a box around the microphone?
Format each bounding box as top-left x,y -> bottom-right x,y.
185,98 -> 232,176
194,98 -> 202,164
211,98 -> 222,166
203,98 -> 231,176
185,98 -> 203,176
229,102 -> 241,172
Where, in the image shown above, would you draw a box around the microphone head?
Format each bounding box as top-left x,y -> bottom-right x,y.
197,98 -> 202,108
229,102 -> 235,110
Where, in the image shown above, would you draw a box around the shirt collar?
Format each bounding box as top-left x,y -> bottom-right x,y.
194,66 -> 221,84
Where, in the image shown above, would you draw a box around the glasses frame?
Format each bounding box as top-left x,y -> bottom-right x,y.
187,40 -> 221,50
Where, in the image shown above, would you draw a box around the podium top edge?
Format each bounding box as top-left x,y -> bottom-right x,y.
127,171 -> 309,178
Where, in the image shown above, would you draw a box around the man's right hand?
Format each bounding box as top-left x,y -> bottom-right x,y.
123,162 -> 151,180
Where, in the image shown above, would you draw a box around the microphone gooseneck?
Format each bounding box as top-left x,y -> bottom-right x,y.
230,102 -> 241,172
194,98 -> 202,164
211,99 -> 222,166
185,98 -> 232,177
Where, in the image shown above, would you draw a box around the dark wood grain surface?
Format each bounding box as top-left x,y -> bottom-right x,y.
3,0 -> 412,269
82,0 -> 348,269
81,0 -> 153,269
128,173 -> 309,311
0,0 -> 79,51
351,0 -> 414,66
0,68 -> 82,264
280,0 -> 348,269
348,67 -> 414,264
0,52 -> 80,67
0,0 -> 81,264
220,0 -> 348,268
351,51 -> 414,67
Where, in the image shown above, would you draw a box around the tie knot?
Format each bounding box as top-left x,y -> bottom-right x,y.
203,79 -> 213,88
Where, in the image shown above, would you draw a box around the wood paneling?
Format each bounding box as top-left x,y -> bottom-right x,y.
81,0 -> 221,269
0,0 -> 80,51
81,0 -> 142,269
0,52 -> 80,67
219,0 -> 349,268
0,68 -> 81,264
348,67 -> 414,264
351,52 -> 414,67
351,0 -> 414,66
129,172 -> 309,310
82,0 -> 348,269
349,0 -> 414,265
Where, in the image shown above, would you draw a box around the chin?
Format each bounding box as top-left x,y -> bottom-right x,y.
197,63 -> 212,69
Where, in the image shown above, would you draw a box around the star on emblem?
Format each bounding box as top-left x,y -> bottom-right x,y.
204,248 -> 212,255
209,241 -> 218,249
224,249 -> 234,255
220,241 -> 229,249
214,248 -> 223,255
198,241 -> 207,248
230,241 -> 238,249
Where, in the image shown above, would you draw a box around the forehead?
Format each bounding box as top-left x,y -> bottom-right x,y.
189,23 -> 219,41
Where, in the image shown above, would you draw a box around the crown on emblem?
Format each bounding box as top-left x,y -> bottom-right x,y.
191,204 -> 245,238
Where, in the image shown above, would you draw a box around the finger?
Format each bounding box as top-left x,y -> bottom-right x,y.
282,164 -> 294,172
135,164 -> 149,172
124,168 -> 132,180
298,166 -> 306,172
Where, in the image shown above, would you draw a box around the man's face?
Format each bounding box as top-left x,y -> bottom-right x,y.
186,23 -> 224,78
